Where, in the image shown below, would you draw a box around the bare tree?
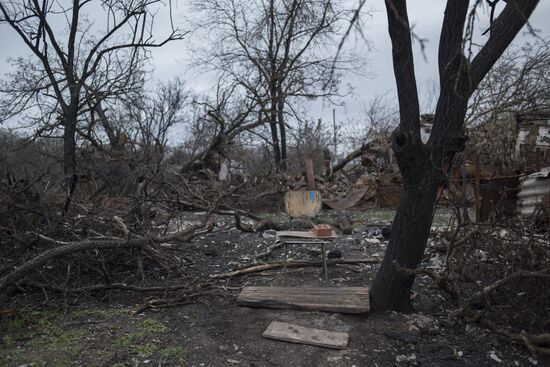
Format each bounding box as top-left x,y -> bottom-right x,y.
191,0 -> 360,170
176,79 -> 265,174
463,39 -> 550,174
370,0 -> 541,312
467,39 -> 550,126
121,79 -> 190,175
0,0 -> 185,188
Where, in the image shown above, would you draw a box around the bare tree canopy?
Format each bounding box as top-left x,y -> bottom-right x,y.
191,0 -> 362,170
0,0 -> 186,186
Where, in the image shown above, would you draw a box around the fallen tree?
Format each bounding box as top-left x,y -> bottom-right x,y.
0,219 -> 212,292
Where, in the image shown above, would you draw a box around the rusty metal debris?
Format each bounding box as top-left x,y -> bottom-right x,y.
517,168 -> 550,217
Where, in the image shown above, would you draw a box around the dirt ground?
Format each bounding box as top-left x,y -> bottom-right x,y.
1,209 -> 548,367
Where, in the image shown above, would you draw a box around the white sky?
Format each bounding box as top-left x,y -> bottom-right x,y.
1,0 -> 550,129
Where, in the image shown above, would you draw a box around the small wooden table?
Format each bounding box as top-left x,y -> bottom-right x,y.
275,230 -> 337,285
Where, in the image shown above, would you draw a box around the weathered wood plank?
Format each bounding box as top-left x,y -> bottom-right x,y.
262,321 -> 349,349
237,286 -> 370,314
275,230 -> 337,239
284,191 -> 322,218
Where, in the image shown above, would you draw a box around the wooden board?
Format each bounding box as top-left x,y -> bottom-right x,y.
262,321 -> 349,350
237,286 -> 370,314
275,230 -> 337,239
284,191 -> 322,218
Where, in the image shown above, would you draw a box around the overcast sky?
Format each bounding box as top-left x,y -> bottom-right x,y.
1,0 -> 550,128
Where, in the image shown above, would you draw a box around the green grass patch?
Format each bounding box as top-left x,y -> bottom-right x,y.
71,306 -> 128,319
0,306 -> 89,367
113,318 -> 168,358
159,346 -> 187,364
142,318 -> 168,333
1,307 -> 182,367
315,215 -> 336,225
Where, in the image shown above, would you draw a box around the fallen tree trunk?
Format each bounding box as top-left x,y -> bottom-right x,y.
330,143 -> 370,176
210,257 -> 380,279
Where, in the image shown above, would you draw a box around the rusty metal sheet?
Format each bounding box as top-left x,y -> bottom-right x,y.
478,175 -> 520,222
323,188 -> 368,210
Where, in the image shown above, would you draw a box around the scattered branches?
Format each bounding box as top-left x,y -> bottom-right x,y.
210,257 -> 380,279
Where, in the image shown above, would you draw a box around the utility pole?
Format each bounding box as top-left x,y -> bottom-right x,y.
332,108 -> 338,162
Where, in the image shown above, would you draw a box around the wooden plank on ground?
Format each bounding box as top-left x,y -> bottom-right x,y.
275,230 -> 337,239
237,286 -> 370,314
262,321 -> 349,349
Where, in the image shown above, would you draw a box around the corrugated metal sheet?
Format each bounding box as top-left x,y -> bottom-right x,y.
517,168 -> 550,217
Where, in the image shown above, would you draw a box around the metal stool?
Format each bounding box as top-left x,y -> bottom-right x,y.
275,231 -> 335,285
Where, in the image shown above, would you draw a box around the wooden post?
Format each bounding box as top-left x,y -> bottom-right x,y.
305,159 -> 316,190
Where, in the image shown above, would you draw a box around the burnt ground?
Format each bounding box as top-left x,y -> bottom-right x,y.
1,209 -> 548,367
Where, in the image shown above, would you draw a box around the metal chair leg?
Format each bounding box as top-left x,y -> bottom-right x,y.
283,241 -> 288,286
321,242 -> 328,283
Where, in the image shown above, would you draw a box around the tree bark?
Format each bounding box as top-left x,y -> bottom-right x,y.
269,95 -> 282,169
371,172 -> 438,312
370,0 -> 540,312
63,111 -> 77,188
277,87 -> 288,170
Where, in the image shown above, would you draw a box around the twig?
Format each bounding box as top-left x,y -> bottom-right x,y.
131,290 -> 222,314
0,222 -> 209,290
449,268 -> 550,318
22,282 -> 198,293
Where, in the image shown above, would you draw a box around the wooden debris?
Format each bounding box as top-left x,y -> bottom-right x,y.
237,286 -> 370,313
210,257 -> 380,279
284,191 -> 322,218
305,159 -> 316,190
275,230 -> 337,239
262,321 -> 349,349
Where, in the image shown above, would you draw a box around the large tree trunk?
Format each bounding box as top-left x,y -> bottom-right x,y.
269,97 -> 282,170
371,172 -> 438,312
370,0 -> 540,312
277,88 -> 287,170
63,112 -> 77,188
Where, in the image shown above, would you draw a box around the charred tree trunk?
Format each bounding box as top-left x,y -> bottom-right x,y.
371,168 -> 439,312
371,0 -> 540,312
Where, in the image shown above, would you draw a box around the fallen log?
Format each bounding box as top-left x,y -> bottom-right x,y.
210,257 -> 380,279
330,143 -> 370,176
